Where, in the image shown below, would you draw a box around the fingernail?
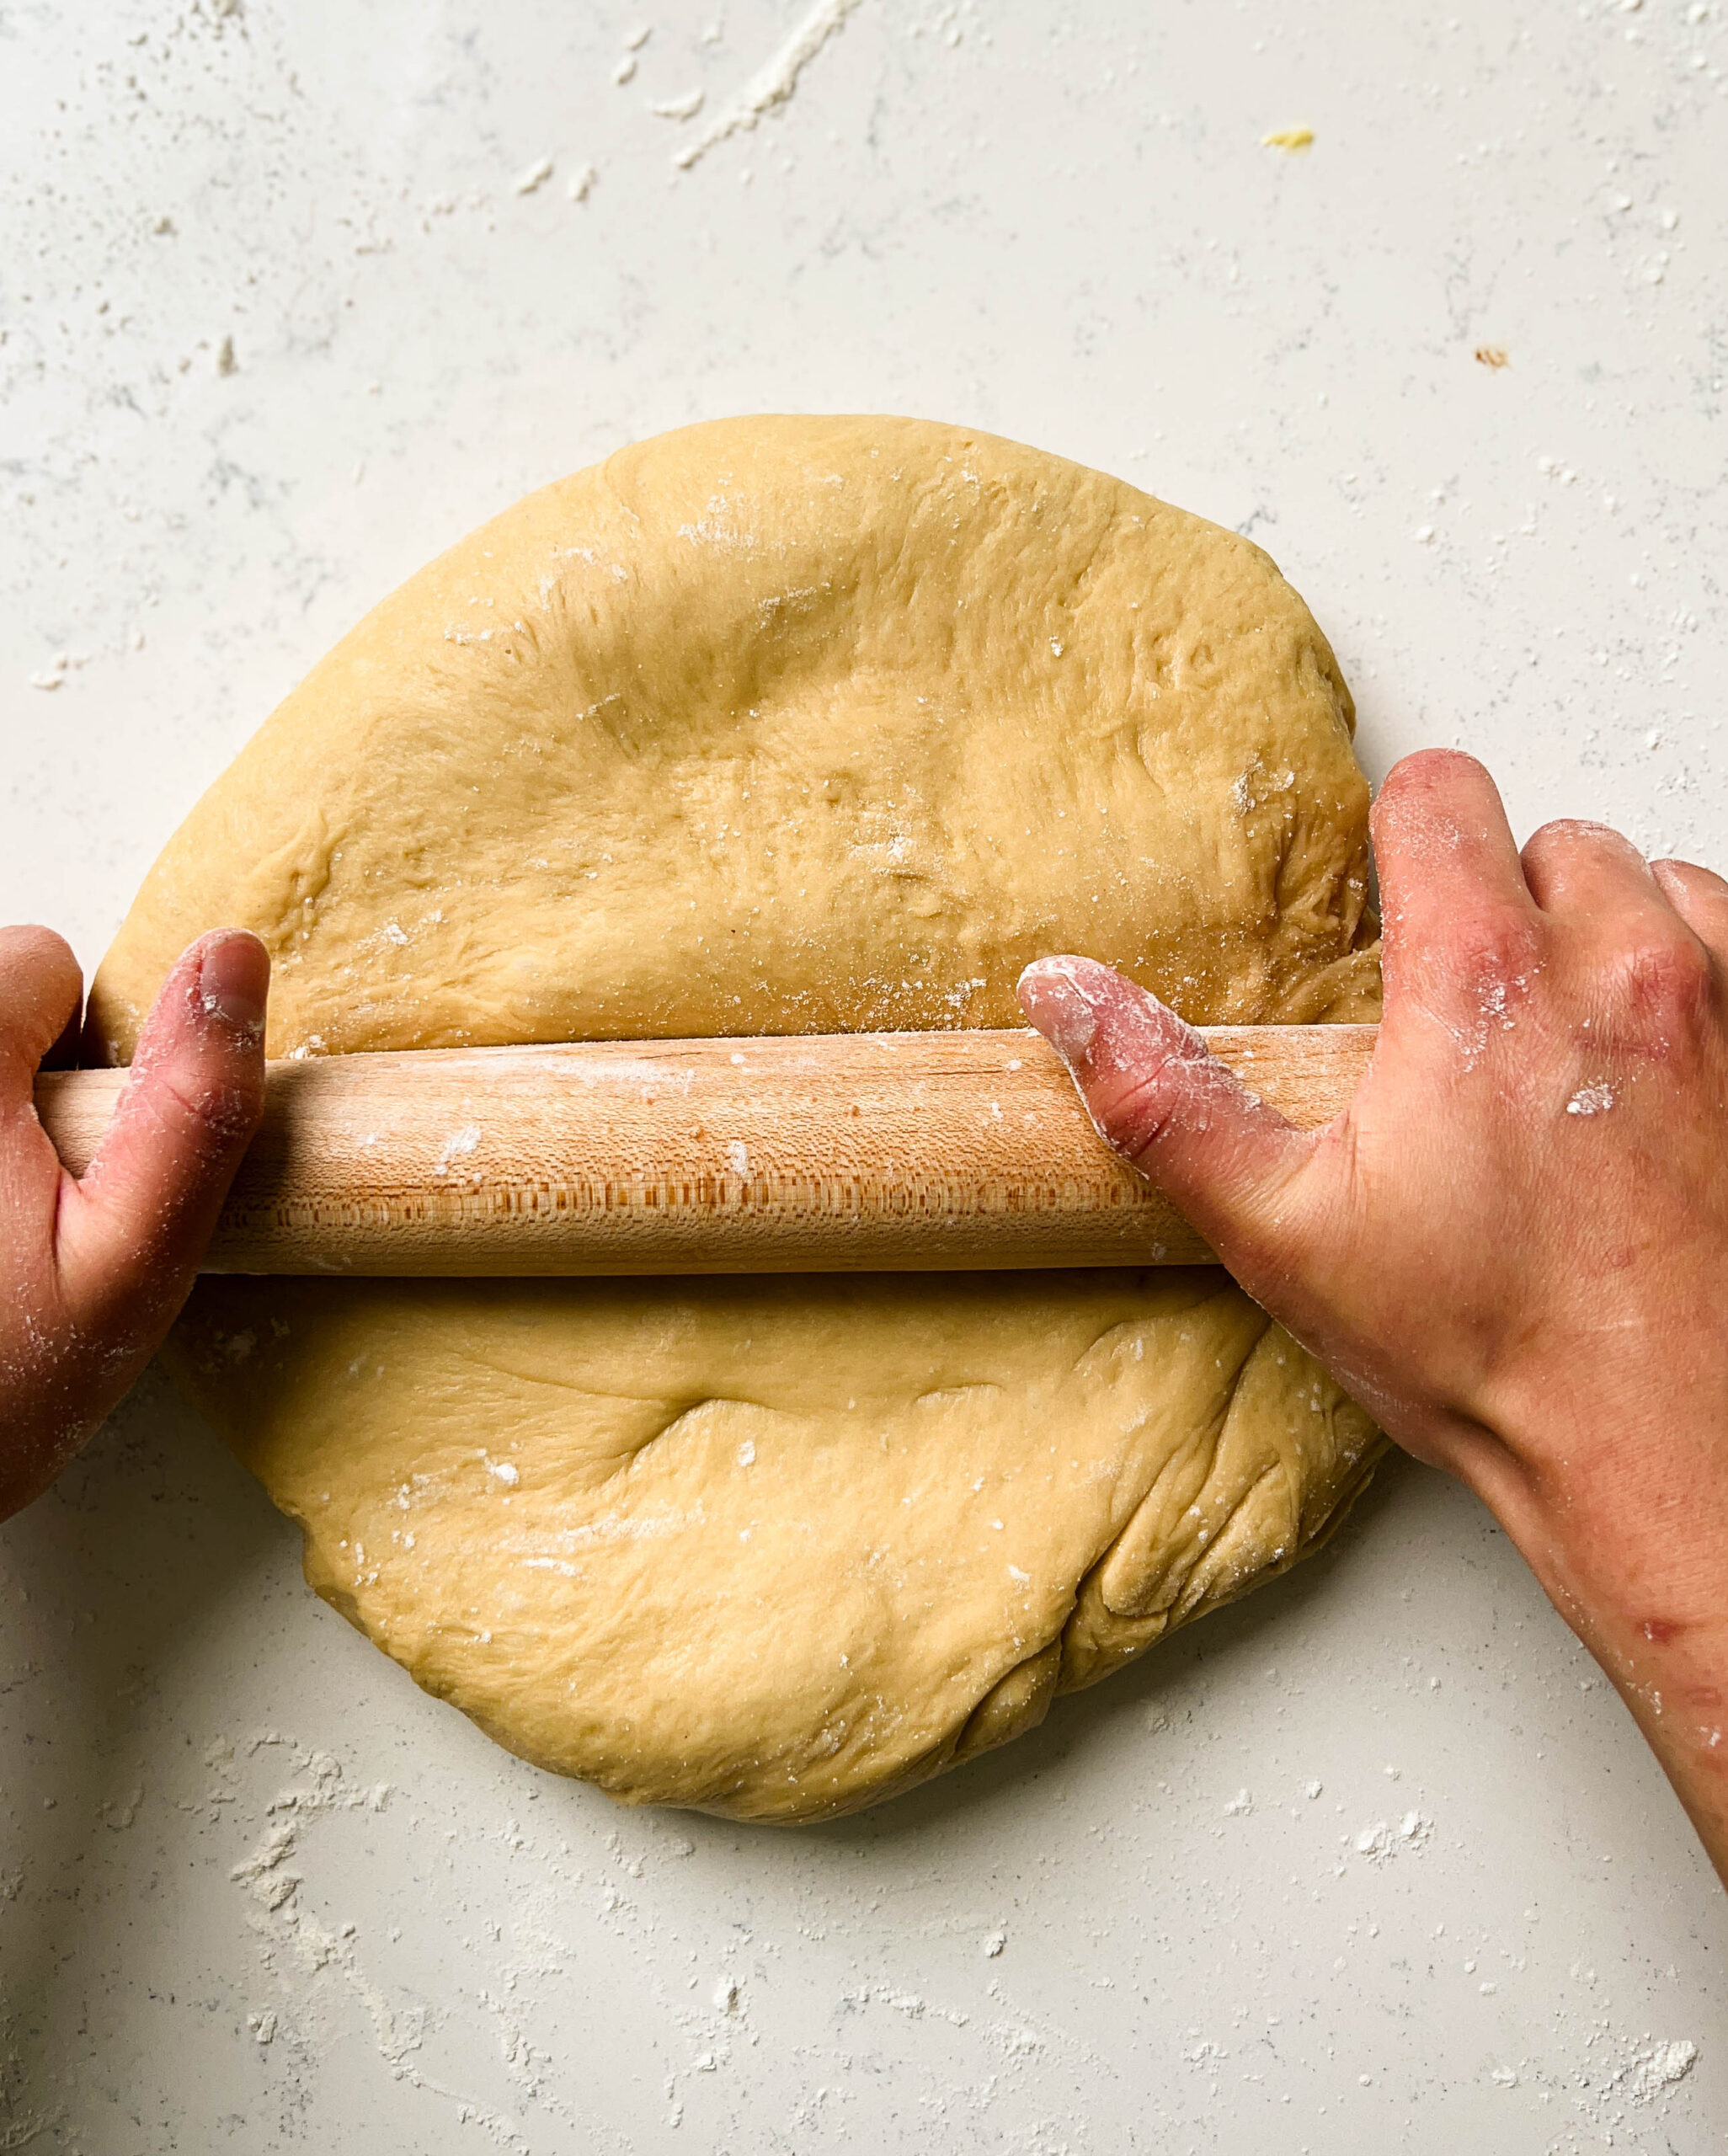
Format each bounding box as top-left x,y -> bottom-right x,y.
196,932 -> 269,1037
1016,961 -> 1098,1068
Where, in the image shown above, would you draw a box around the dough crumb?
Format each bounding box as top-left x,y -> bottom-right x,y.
29,652 -> 77,691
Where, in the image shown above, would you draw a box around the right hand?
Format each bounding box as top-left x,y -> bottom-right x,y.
1019,750 -> 1728,1881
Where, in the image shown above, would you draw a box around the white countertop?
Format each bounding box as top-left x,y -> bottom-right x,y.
3,2 -> 1725,2148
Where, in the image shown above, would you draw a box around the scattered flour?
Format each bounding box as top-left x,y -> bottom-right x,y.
1614,2036 -> 1698,2103
1353,1810 -> 1432,1861
432,1123 -> 484,1178
839,1980 -> 971,2029
675,0 -> 861,170
226,1747 -> 536,2148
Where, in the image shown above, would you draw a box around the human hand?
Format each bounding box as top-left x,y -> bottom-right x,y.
0,925 -> 268,1522
1019,750 -> 1728,1881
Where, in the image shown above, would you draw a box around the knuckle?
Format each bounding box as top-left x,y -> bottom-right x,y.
143,1062 -> 262,1151
1443,908 -> 1544,995
1598,933 -> 1715,1038
1101,1059 -> 1187,1158
1529,815 -> 1619,848
1372,747 -> 1486,824
1523,816 -> 1640,878
1384,747 -> 1480,798
0,926 -> 82,1038
1655,856 -> 1728,904
0,923 -> 77,973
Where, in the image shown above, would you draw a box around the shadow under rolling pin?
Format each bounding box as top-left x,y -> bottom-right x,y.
34,1025 -> 1376,1278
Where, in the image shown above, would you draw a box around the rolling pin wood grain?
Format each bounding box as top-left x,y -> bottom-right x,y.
32,1026 -> 1376,1277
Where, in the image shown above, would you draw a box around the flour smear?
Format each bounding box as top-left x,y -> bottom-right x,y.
675,0 -> 862,171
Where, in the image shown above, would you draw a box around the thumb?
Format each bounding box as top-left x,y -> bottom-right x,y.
1017,956 -> 1318,1288
56,930 -> 269,1333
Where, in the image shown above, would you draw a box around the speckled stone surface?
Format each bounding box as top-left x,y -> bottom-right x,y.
2,3 -> 1725,2148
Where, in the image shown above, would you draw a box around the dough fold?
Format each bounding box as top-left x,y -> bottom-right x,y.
94,415 -> 1385,1822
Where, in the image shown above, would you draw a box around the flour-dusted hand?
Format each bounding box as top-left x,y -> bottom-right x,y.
0,926 -> 269,1521
1020,748 -> 1728,1883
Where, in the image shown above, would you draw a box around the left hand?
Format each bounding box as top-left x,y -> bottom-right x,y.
0,925 -> 269,1522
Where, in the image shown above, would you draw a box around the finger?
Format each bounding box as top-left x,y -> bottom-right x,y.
56,931 -> 269,1330
0,926 -> 83,1104
1521,819 -> 1675,930
1017,955 -> 1315,1283
1370,751 -> 1542,1019
1651,858 -> 1728,954
1372,750 -> 1532,926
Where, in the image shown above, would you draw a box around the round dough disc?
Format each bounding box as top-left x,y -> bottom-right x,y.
93,416 -> 1384,1823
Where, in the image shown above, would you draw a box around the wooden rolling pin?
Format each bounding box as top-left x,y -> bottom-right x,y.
32,1026 -> 1376,1277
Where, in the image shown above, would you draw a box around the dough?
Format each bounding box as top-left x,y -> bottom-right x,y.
169,1273 -> 1379,1821
93,415 -> 1378,1054
92,416 -> 1384,1822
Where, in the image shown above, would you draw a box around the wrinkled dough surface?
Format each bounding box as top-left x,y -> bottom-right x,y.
90,415 -> 1379,1058
169,1272 -> 1380,1823
95,415 -> 1385,1822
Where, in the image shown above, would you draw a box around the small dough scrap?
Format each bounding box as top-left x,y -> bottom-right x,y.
93,415 -> 1385,1822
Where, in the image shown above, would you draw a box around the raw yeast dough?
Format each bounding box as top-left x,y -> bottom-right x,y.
92,416 -> 1385,1822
